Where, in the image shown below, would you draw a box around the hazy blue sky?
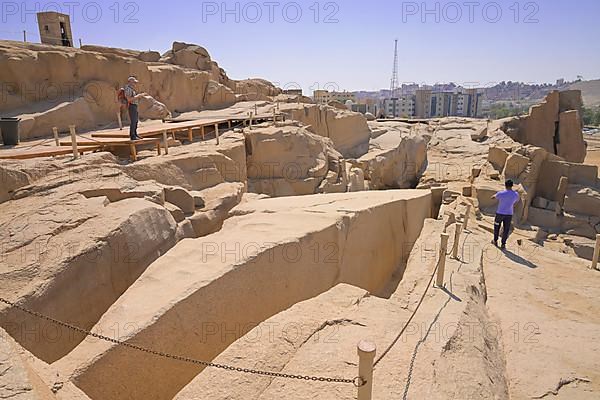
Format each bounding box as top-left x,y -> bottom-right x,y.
2,0 -> 599,93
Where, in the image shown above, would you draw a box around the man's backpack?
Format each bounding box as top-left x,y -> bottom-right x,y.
117,88 -> 128,107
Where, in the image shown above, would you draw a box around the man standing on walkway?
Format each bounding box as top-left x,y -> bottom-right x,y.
124,77 -> 145,140
492,180 -> 520,249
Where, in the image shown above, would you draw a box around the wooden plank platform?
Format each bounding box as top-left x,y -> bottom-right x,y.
0,146 -> 101,160
58,137 -> 163,161
0,111 -> 284,162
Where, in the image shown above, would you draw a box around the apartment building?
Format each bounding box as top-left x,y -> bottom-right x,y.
313,90 -> 356,105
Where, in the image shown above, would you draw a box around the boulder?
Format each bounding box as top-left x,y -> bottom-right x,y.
164,202 -> 185,222
137,94 -> 172,120
488,147 -> 509,171
164,187 -> 195,214
358,128 -> 428,189
286,104 -> 371,158
564,185 -> 600,217
347,167 -> 366,192
503,152 -> 529,180
204,80 -> 236,109
138,50 -> 161,62
245,125 -> 340,197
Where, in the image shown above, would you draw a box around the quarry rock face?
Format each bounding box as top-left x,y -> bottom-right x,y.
2,35 -> 600,400
0,41 -> 278,139
0,137 -> 252,364
245,124 -> 341,197
55,190 -> 431,400
358,123 -> 428,189
285,104 -> 371,158
501,90 -> 586,163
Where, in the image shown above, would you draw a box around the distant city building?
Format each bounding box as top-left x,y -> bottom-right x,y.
313,90 -> 356,105
351,98 -> 378,115
384,87 -> 483,119
382,95 -> 415,118
37,12 -> 73,47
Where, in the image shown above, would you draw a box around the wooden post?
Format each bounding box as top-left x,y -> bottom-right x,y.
249,112 -> 253,130
68,125 -> 79,159
162,130 -> 169,155
129,144 -> 137,161
436,233 -> 450,287
23,30 -> 27,42
187,127 -> 193,142
52,127 -> 59,146
117,111 -> 123,130
273,108 -> 277,126
201,125 -> 205,141
214,123 -> 220,145
556,176 -> 569,215
228,120 -> 232,129
452,222 -> 462,259
462,204 -> 472,231
592,234 -> 600,271
357,340 -> 376,400
254,104 -> 258,115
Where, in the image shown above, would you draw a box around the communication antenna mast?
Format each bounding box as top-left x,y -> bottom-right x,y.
389,39 -> 399,118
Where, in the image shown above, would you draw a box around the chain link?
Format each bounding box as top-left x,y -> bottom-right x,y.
0,297 -> 362,387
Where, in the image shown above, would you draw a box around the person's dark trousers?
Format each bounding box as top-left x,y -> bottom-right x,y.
128,103 -> 139,140
494,213 -> 513,245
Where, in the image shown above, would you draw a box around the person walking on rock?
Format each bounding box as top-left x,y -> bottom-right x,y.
124,77 -> 145,140
492,180 -> 520,250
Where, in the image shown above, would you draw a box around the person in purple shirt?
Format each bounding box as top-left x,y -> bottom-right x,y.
492,180 -> 520,249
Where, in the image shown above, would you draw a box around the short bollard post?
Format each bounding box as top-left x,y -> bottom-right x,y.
462,204 -> 472,231
68,125 -> 79,159
214,123 -> 220,145
273,108 -> 277,126
592,234 -> 600,270
452,222 -> 462,259
249,112 -> 254,129
357,340 -> 376,400
254,104 -> 258,115
436,233 -> 450,287
52,127 -> 59,146
162,130 -> 169,155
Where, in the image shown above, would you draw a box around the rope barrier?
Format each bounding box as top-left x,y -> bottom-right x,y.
0,296 -> 362,387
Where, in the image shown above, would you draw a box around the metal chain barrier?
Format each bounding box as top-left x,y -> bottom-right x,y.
373,251 -> 441,368
0,297 -> 362,387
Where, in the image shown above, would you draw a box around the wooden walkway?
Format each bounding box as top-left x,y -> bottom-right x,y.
0,112 -> 281,162
0,146 -> 101,160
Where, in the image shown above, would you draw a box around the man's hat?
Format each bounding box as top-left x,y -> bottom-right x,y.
128,76 -> 139,83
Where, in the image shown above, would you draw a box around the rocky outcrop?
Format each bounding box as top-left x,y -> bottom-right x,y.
501,90 -> 586,163
284,104 -> 371,158
0,40 -> 278,139
0,138 -> 249,364
244,124 -> 343,196
357,123 -> 428,189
